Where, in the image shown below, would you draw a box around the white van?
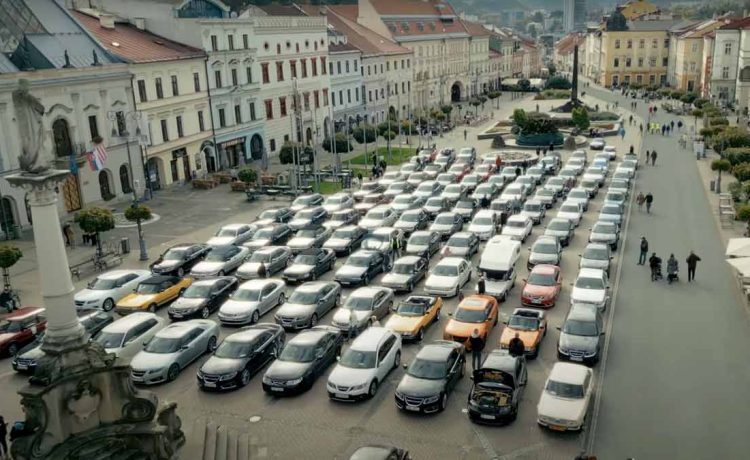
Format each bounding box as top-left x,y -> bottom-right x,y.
478,235 -> 521,301
94,312 -> 166,361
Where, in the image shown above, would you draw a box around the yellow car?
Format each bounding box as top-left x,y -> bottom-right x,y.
115,275 -> 192,315
499,308 -> 547,358
384,295 -> 442,341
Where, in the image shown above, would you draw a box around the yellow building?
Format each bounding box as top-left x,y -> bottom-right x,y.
618,0 -> 660,21
669,19 -> 731,93
599,22 -> 673,87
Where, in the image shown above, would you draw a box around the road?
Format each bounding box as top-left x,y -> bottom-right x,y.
584,84 -> 750,458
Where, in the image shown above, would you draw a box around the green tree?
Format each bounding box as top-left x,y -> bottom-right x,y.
680,92 -> 698,104
512,108 -> 528,126
546,75 -> 572,90
0,245 -> 22,291
571,107 -> 590,131
440,105 -> 453,116
322,133 -> 353,153
381,130 -> 397,151
733,163 -> 750,182
470,98 -> 481,115
279,142 -> 304,164
352,124 -> 377,143
518,79 -> 531,91
548,64 -> 557,76
715,126 -> 750,153
712,159 -> 732,193
75,207 -> 115,258
237,167 -> 258,184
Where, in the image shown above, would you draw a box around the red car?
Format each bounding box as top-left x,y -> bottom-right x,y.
448,163 -> 472,181
474,164 -> 496,182
0,307 -> 47,357
521,265 -> 562,308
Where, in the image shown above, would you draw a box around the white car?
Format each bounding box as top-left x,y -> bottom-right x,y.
556,201 -> 584,227
190,245 -> 250,278
589,139 -> 605,150
583,167 -> 605,187
608,179 -> 630,196
501,183 -> 526,202
566,188 -> 591,212
604,191 -> 627,207
441,184 -> 466,203
520,200 -> 546,225
378,171 -> 403,187
360,205 -> 398,230
615,163 -> 636,178
579,243 -> 612,274
501,215 -> 533,242
468,210 -> 498,240
327,327 -> 402,400
391,194 -> 424,215
526,166 -> 545,184
570,149 -> 588,164
603,145 -> 617,160
322,193 -> 354,214
537,362 -> 594,432
571,268 -> 610,311
544,177 -> 567,196
534,188 -> 557,208
471,183 -> 498,202
564,158 -> 585,175
406,172 -> 428,187
436,173 -> 457,187
598,203 -> 624,226
424,257 -> 472,297
217,278 -> 287,325
500,166 -> 518,182
414,180 -> 442,199
74,269 -> 151,311
94,312 -> 166,361
206,223 -> 256,247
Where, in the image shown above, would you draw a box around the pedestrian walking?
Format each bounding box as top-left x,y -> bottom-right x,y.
638,236 -> 649,265
391,234 -> 402,259
348,308 -> 358,341
508,333 -> 525,358
686,251 -> 702,282
667,254 -> 679,284
677,120 -> 683,130
515,166 -> 521,177
636,191 -> 645,211
469,329 -> 485,369
370,315 -> 381,327
661,124 -> 666,136
639,123 -> 644,134
619,126 -> 626,139
0,415 -> 7,460
258,262 -> 267,278
495,154 -> 501,171
666,125 -> 670,136
645,192 -> 654,213
649,252 -> 662,281
644,149 -> 650,164
670,120 -> 675,130
651,150 -> 657,166
464,129 -> 467,141
477,272 -> 486,295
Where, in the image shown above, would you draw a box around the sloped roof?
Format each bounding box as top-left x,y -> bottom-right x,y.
680,19 -> 736,39
73,11 -> 205,64
369,0 -> 459,17
462,20 -> 490,37
256,4 -> 305,16
719,16 -> 750,30
329,42 -> 360,53
0,53 -> 19,73
383,18 -> 468,38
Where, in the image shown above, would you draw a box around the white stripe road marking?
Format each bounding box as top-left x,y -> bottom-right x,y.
470,425 -> 500,460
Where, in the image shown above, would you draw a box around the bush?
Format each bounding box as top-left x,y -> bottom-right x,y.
545,75 -> 572,90
715,126 -> 750,153
737,203 -> 750,222
700,127 -> 721,137
400,120 -> 418,135
488,91 -> 501,99
724,148 -> 750,166
728,181 -> 743,202
709,117 -> 729,127
441,105 -> 453,115
589,111 -> 620,121
518,79 -> 531,91
352,124 -> 377,144
534,89 -> 571,100
0,245 -> 22,270
124,204 -> 152,222
75,207 -> 115,235
491,135 -> 506,148
670,89 -> 685,99
322,133 -> 353,153
381,130 -> 397,141
237,167 -> 258,184
733,163 -> 750,182
692,109 -> 704,118
571,107 -> 590,131
693,98 -> 710,109
680,92 -> 698,104
512,108 -> 528,126
279,142 -> 304,164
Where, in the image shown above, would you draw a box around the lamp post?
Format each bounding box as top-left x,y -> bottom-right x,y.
107,111 -> 148,261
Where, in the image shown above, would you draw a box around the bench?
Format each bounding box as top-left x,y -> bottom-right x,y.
69,258 -> 97,280
95,253 -> 123,271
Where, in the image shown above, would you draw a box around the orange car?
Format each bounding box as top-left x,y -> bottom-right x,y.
499,308 -> 547,358
384,295 -> 443,341
443,295 -> 498,350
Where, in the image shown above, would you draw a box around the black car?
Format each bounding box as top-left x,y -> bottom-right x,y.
394,209 -> 429,235
349,445 -> 411,460
150,243 -> 210,276
405,231 -> 441,260
167,277 -> 237,321
467,349 -> 527,424
394,340 -> 465,413
282,248 -> 336,283
323,225 -> 368,256
334,250 -> 387,286
262,325 -> 343,395
453,199 -> 479,222
12,310 -> 114,374
197,323 -> 285,391
244,224 -> 292,251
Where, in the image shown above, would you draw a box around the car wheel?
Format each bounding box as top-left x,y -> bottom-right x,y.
439,393 -> 448,412
363,274 -> 370,286
102,298 -> 115,312
393,351 -> 401,369
368,380 -> 379,398
167,364 -> 180,382
240,368 -> 251,387
201,307 -> 210,319
207,336 -> 218,352
310,314 -> 318,327
278,293 -> 286,306
417,328 -> 424,341
177,267 -> 185,277
251,310 -> 260,324
148,303 -> 157,313
8,343 -> 18,356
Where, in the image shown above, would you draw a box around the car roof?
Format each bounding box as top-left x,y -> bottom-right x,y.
103,312 -> 159,332
530,264 -> 558,275
395,255 -> 422,265
506,214 -> 528,222
191,277 -> 230,287
435,212 -> 457,218
410,230 -> 434,237
156,320 -> 209,339
372,227 -> 397,236
578,268 -> 606,278
210,245 -> 240,254
450,231 -> 474,239
220,223 -> 249,230
482,349 -> 519,373
289,328 -> 330,346
585,242 -> 610,251
438,257 -> 465,267
549,362 -> 589,384
5,306 -> 45,320
351,249 -> 379,259
416,341 -> 459,361
369,204 -> 391,212
350,327 -> 392,351
238,279 -> 281,290
349,286 -> 388,297
401,209 -> 422,215
524,199 -> 542,206
226,323 -> 281,342
169,243 -> 201,250
475,209 -> 495,217
458,295 -> 494,310
97,269 -> 149,280
568,304 -> 599,321
535,235 -> 559,245
296,281 -> 336,291
141,275 -> 180,285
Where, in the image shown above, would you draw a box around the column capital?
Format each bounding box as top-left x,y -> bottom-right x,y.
6,169 -> 71,207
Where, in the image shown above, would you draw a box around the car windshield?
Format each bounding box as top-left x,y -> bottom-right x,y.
464,176 -> 479,184
214,339 -> 255,359
410,234 -> 431,245
362,183 -> 378,191
548,221 -> 569,231
602,206 -> 620,215
569,191 -> 587,199
278,343 -> 316,363
393,263 -> 415,275
593,224 -> 616,234
363,196 -> 381,204
339,349 -> 376,369
528,168 -> 543,175
447,235 -> 471,247
453,308 -> 487,323
524,204 -> 541,212
456,200 -> 473,209
145,337 -> 182,354
546,379 -> 585,398
584,247 -> 609,260
326,196 -> 345,205
294,254 -> 318,265
401,213 -> 419,222
426,198 -> 443,206
417,183 -> 434,192
576,277 -> 604,289
528,272 -> 557,286
88,278 -> 119,290
253,229 -> 274,239
509,315 -> 540,330
389,184 -> 407,192
534,243 -> 558,254
293,196 -> 317,206
433,265 -> 458,276
182,284 -> 212,298
408,357 -> 448,380
564,319 -> 599,336
289,290 -> 318,304
164,249 -> 187,261
296,229 -> 319,238
506,220 -> 524,228
482,268 -> 508,280
217,228 -> 238,237
394,195 -> 412,204
538,190 -> 554,196
206,250 -> 233,262
136,283 -> 163,294
332,228 -> 356,239
475,185 -> 492,193
561,205 -> 579,213
232,288 -> 262,301
95,331 -> 124,348
444,185 -> 461,193
259,210 -> 279,219
249,252 -> 271,262
582,180 -> 597,188
435,215 -> 454,225
473,217 -> 493,226
548,178 -> 564,185
366,210 -> 388,219
347,256 -> 372,267
396,302 -> 427,316
345,296 -> 373,311
607,194 -> 623,201
296,210 -> 316,219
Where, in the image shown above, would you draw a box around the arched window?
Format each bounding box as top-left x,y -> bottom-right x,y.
52,119 -> 73,158
119,164 -> 132,194
740,66 -> 750,82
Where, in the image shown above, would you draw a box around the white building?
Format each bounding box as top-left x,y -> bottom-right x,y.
705,19 -> 746,106
327,33 -> 365,133
564,0 -> 587,33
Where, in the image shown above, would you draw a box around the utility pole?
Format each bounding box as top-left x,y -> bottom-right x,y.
386,83 -> 392,164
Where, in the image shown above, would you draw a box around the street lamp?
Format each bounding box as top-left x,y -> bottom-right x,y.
107,111 -> 149,261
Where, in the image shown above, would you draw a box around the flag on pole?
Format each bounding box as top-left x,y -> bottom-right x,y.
87,142 -> 108,172
69,152 -> 78,175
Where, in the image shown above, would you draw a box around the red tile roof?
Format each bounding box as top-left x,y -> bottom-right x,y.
462,20 -> 490,37
719,16 -> 750,30
73,11 -> 205,63
329,42 -> 360,53
369,0 -> 459,17
383,18 -> 468,37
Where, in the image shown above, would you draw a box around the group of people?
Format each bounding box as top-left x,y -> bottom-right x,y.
370,158 -> 388,180
635,191 -> 654,213
639,236 -> 702,283
643,149 -> 658,166
468,328 -> 525,370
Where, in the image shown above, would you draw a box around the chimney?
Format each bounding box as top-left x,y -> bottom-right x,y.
133,17 -> 146,30
99,14 -> 115,29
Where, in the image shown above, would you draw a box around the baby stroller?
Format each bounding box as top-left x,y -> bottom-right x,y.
667,259 -> 679,284
650,260 -> 663,281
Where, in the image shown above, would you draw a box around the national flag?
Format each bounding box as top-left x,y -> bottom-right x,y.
94,142 -> 108,166
69,152 -> 78,174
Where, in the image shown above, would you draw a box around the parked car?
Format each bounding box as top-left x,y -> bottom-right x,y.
0,307 -> 46,357
441,184 -> 467,204
384,181 -> 415,200
150,243 -> 210,276
384,295 -> 442,341
353,182 -> 384,202
520,200 -> 546,225
360,205 -> 398,231
190,245 -> 249,278
323,209 -> 360,230
598,203 -> 624,226
501,215 -> 533,242
289,206 -> 328,231
197,323 -> 285,390
557,304 -> 604,366
290,193 -> 324,213
323,225 -> 368,256
566,188 -> 590,212
461,174 -> 482,192
274,281 -> 341,329
115,275 -> 192,315
422,196 -> 450,217
429,212 -> 464,239
206,223 -> 256,247
394,341 -> 465,413
443,295 -> 498,348
468,349 -> 527,424
544,218 -> 575,247
168,277 -> 238,321
354,193 -> 386,215
500,308 -> 547,358
543,177 -> 566,196
235,246 -> 292,279
425,257 -> 473,297
589,138 -> 605,150
286,226 -> 332,253
589,221 -> 620,250
254,207 -> 293,226
414,180 -> 443,199
537,362 -> 594,431
394,209 -> 430,235
322,193 -> 355,214
379,171 -> 404,187
282,248 -> 336,283
74,269 -> 152,312
243,224 -> 292,251
521,265 -> 562,308
381,256 -> 429,293
556,201 -> 584,227
570,268 -> 610,311
130,319 -> 219,385
331,287 -> 395,336
453,199 -> 479,221
217,278 -> 286,326
441,232 -> 480,258
435,172 -> 456,187
390,194 -> 426,215
580,243 -> 612,275
528,236 -> 562,270
405,231 -> 441,259
334,250 -> 388,286
262,325 -> 343,395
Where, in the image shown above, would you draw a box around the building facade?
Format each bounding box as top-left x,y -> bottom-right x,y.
564,0 -> 588,33
705,19 -> 748,105
327,38 -> 365,134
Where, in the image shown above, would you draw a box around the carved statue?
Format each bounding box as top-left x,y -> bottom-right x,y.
12,79 -> 49,174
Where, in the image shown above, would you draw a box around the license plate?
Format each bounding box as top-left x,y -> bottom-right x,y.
204,382 -> 216,388
16,363 -> 27,370
549,424 -> 567,431
405,405 -> 420,412
570,355 -> 583,362
271,387 -> 284,392
335,393 -> 349,399
480,414 -> 495,420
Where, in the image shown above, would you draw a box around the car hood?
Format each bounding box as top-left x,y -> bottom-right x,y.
117,293 -> 157,307
0,333 -> 19,345
359,218 -> 381,227
430,223 -> 453,231
288,237 -> 314,248
277,302 -> 313,317
170,297 -> 207,311
192,261 -> 224,274
445,319 -> 483,338
468,224 -> 493,233
500,328 -> 540,347
407,243 -> 429,252
324,237 -> 351,248
153,260 -> 181,271
397,374 -> 445,397
529,253 -> 558,264
425,275 -> 457,289
245,239 -> 270,249
285,264 -> 314,276
17,343 -> 44,360
323,205 -> 342,213
571,287 -> 606,304
538,391 -> 587,422
581,258 -> 609,270
74,289 -> 108,302
443,246 -> 469,256
332,308 -> 369,325
382,273 -> 411,285
219,299 -> 260,315
590,232 -> 615,242
523,284 -> 556,298
557,211 -> 580,220
130,351 -> 178,371
394,221 -> 417,231
336,265 -> 367,278
265,360 -> 312,380
289,218 -> 312,228
237,262 -> 263,276
254,218 -> 276,227
206,236 -> 235,246
559,332 -> 598,352
485,279 -> 511,294
328,364 -> 376,387
502,227 -> 525,236
362,241 -> 390,251
200,356 -> 244,375
385,315 -> 423,333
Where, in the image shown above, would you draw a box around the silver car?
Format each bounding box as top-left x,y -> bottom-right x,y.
429,212 -> 464,239
528,235 -> 562,270
290,193 -> 324,213
323,209 -> 360,230
331,287 -> 395,334
360,205 -> 399,231
579,243 -> 612,275
129,319 -> 219,385
322,193 -> 354,214
589,221 -> 620,250
288,206 -> 328,231
287,226 -> 332,253
236,246 -> 291,279
218,278 -> 286,326
544,218 -> 574,247
274,281 -> 341,330
598,203 -> 624,226
190,245 -> 250,278
390,194 -> 426,215
423,196 -> 450,217
206,223 -> 256,247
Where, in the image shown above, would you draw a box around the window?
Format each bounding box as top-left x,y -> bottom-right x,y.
198,111 -> 205,131
725,42 -> 733,55
88,115 -> 99,140
176,116 -> 184,137
402,82 -> 406,93
386,61 -> 390,71
249,102 -> 256,121
230,68 -> 237,86
322,89 -> 329,106
338,90 -> 343,106
690,62 -> 697,72
626,39 -> 632,49
636,74 -> 643,84
649,57 -> 656,67
270,139 -> 276,152
264,100 -> 273,119
115,111 -> 126,136
639,39 -> 645,49
337,62 -> 341,75
234,104 -> 242,124
160,119 -> 169,142
329,61 -> 333,75
347,89 -> 351,104
228,35 -> 234,51
312,58 -> 317,76
321,57 -> 326,75
137,80 -> 147,102
276,43 -> 281,54
243,34 -> 249,49
638,58 -> 643,67
261,63 -> 270,84
276,62 -> 284,81
301,59 -> 307,78
193,72 -> 200,92
303,92 -> 310,111
246,67 -> 253,84
652,39 -> 657,49
210,35 -> 218,51
218,108 -> 226,128
649,74 -> 656,85
279,97 -> 287,116
614,58 -> 619,68
214,70 -> 222,88
354,60 -> 358,71
614,39 -> 620,49
155,77 -> 164,99
722,66 -> 730,79
314,90 -> 319,108
662,57 -> 668,66
331,91 -> 336,107
355,87 -> 359,101
290,60 -> 297,79
119,164 -> 132,194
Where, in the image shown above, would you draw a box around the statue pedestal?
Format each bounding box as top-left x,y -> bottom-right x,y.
6,170 -> 184,460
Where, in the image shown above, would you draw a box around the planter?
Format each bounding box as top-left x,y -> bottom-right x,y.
516,132 -> 564,147
192,179 -> 218,189
230,181 -> 249,192
213,172 -> 233,184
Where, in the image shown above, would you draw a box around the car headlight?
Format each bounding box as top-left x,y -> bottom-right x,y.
147,369 -> 162,375
219,372 -> 238,381
86,300 -> 99,305
351,383 -> 367,390
423,394 -> 440,404
286,378 -> 303,386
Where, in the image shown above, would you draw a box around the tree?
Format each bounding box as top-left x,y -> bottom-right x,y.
470,98 -> 481,115
518,79 -> 531,91
571,107 -> 590,131
322,133 -> 353,153
737,204 -> 750,235
545,75 -> 572,90
124,204 -> 151,223
548,64 -> 557,76
712,159 -> 732,193
733,163 -> 750,182
352,124 -> 377,143
381,130 -> 397,151
715,126 -> 750,154
680,92 -> 698,104
0,245 -> 22,291
237,167 -> 258,184
440,105 -> 453,116
512,108 -> 528,126
400,120 -> 417,135
75,207 -> 115,258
